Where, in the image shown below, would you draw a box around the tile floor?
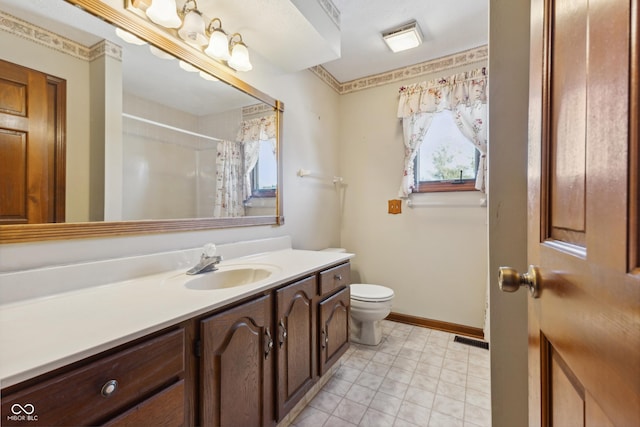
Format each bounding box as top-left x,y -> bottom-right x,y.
291,320 -> 491,427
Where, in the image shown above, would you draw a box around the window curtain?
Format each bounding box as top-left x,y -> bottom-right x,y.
236,114 -> 277,199
396,68 -> 488,196
214,140 -> 244,217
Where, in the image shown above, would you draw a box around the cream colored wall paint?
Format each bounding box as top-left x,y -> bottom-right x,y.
0,31 -> 91,222
338,63 -> 489,329
488,0 -> 530,425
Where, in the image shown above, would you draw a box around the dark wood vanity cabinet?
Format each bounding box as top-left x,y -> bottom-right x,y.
199,294 -> 274,427
1,261 -> 351,427
1,328 -> 186,427
275,276 -> 317,419
318,263 -> 351,376
318,287 -> 350,376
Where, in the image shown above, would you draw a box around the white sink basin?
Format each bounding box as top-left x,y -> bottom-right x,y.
183,264 -> 279,290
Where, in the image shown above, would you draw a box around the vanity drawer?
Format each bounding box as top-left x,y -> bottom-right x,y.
319,263 -> 351,297
1,328 -> 185,426
103,380 -> 185,427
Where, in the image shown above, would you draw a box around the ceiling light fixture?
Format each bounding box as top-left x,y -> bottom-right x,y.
382,20 -> 423,53
138,0 -> 252,72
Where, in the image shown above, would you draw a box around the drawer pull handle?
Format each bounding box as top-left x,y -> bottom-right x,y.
334,274 -> 343,281
101,379 -> 118,397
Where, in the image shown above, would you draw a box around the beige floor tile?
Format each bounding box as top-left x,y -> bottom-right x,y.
296,322 -> 492,427
332,398 -> 368,425
369,391 -> 403,416
358,408 -> 396,427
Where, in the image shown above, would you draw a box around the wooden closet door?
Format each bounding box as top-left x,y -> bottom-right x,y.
525,0 -> 640,425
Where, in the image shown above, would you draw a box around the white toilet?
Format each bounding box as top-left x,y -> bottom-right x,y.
320,248 -> 395,346
349,283 -> 394,346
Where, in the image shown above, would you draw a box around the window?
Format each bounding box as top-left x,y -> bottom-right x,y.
415,110 -> 479,192
250,139 -> 277,197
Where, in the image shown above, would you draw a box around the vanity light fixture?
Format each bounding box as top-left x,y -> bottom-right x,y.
228,33 -> 253,72
204,18 -> 231,61
137,0 -> 253,72
145,0 -> 181,28
382,20 -> 423,53
177,0 -> 208,47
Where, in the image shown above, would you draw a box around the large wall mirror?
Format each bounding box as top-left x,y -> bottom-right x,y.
0,0 -> 283,243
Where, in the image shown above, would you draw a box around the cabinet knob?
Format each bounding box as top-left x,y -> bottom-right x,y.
334,274 -> 342,281
101,379 -> 118,397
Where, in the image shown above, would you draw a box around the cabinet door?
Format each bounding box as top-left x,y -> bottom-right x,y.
275,276 -> 316,420
318,287 -> 350,376
200,294 -> 274,427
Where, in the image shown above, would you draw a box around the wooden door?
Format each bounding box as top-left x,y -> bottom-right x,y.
0,59 -> 65,224
275,276 -> 317,420
318,287 -> 350,376
200,295 -> 274,427
526,0 -> 640,425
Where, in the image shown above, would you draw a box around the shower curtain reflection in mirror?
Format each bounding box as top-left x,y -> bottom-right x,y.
214,114 -> 277,217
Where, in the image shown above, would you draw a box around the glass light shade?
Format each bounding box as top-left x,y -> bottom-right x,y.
145,0 -> 181,29
204,29 -> 231,60
199,71 -> 219,82
382,23 -> 423,53
178,10 -> 208,47
179,60 -> 199,72
115,28 -> 147,45
149,45 -> 175,60
228,42 -> 252,72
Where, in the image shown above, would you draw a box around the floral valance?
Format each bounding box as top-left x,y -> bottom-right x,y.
397,68 -> 487,118
236,115 -> 277,143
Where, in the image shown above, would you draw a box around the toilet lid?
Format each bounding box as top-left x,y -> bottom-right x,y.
350,284 -> 394,302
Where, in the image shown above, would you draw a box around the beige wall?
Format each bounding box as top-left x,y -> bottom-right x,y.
338,64 -> 489,329
488,0 -> 530,425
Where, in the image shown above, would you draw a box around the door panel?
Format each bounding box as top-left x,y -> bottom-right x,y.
528,0 -> 640,425
0,59 -> 65,224
318,287 -> 350,376
200,295 -> 274,427
275,276 -> 316,419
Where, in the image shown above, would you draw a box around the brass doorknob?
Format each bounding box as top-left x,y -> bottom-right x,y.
498,265 -> 541,298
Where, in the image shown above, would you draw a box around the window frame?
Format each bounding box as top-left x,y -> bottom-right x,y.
412,110 -> 480,194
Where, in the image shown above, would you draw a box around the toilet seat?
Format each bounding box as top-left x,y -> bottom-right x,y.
350,284 -> 394,302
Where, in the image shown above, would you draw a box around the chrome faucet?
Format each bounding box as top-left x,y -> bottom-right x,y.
187,243 -> 223,275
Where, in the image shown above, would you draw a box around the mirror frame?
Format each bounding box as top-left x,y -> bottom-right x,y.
0,0 -> 284,244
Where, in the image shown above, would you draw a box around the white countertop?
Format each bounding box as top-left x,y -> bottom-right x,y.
0,248 -> 352,388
